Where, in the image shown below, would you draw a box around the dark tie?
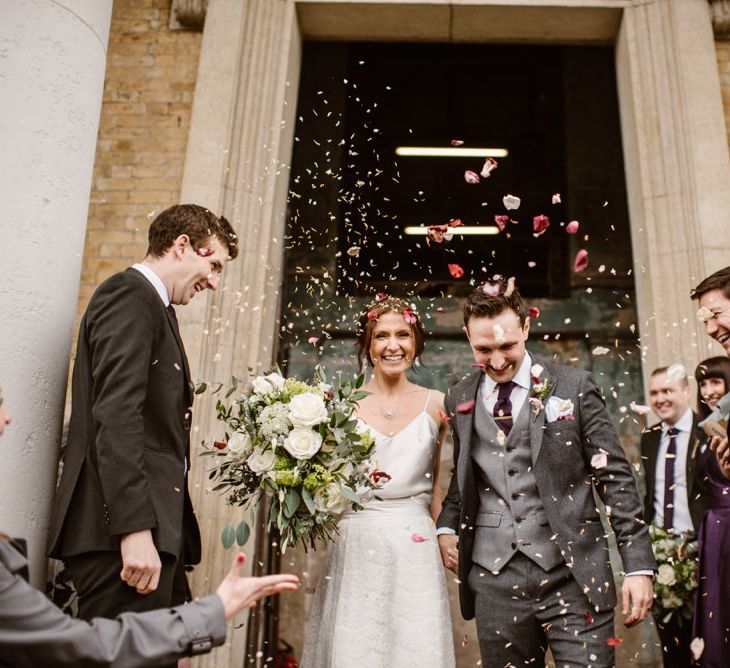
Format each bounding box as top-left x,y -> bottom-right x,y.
166,303 -> 180,337
663,427 -> 678,530
493,381 -> 516,436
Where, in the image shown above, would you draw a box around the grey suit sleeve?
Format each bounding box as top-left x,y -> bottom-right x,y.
578,373 -> 656,573
0,560 -> 227,667
436,388 -> 461,532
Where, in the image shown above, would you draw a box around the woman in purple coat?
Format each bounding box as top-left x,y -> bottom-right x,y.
692,356 -> 730,667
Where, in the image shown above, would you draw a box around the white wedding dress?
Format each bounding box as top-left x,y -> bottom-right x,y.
300,393 -> 455,668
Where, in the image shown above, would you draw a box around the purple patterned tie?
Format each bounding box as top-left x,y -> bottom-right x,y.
663,427 -> 678,530
167,303 -> 180,337
493,381 -> 516,436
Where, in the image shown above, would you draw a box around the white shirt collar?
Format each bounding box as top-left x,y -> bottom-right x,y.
663,408 -> 693,434
481,352 -> 532,393
132,263 -> 170,306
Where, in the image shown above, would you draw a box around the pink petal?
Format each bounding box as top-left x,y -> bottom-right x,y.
528,306 -> 540,319
456,400 -> 476,414
607,638 -> 623,647
552,193 -> 561,204
494,214 -> 509,231
449,218 -> 463,228
480,157 -> 498,178
308,336 -> 321,345
566,220 -> 580,234
451,139 -> 464,147
470,363 -> 486,370
532,214 -> 550,235
464,170 -> 480,184
448,263 -> 465,279
573,249 -> 589,272
411,532 -> 429,543
629,401 -> 651,415
435,306 -> 444,313
482,282 -> 501,297
367,310 -> 379,320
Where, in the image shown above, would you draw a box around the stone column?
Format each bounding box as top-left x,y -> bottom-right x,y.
178,0 -> 301,664
0,0 -> 112,584
616,0 -> 730,380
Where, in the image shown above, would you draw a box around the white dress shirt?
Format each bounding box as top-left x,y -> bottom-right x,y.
653,408 -> 694,533
132,263 -> 170,306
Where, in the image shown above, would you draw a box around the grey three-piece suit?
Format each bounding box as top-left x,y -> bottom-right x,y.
437,356 -> 656,666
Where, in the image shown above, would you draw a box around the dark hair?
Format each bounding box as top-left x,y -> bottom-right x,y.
356,297 -> 425,368
694,356 -> 730,419
691,266 -> 730,301
463,277 -> 527,328
146,204 -> 239,259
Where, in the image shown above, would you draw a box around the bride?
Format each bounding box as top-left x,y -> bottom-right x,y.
300,296 -> 455,667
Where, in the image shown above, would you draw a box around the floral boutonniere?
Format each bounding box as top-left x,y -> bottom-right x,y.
529,364 -> 555,416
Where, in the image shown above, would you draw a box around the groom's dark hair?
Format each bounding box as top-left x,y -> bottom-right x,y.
691,266 -> 730,300
463,277 -> 528,327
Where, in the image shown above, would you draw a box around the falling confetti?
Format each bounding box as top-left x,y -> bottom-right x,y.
456,400 -> 476,414
502,194 -> 521,210
552,193 -> 561,204
450,139 -> 464,147
494,214 -> 509,231
411,532 -> 429,543
528,306 -> 540,319
591,452 -> 608,469
532,214 -> 550,235
464,170 -> 480,184
592,346 -> 610,356
629,401 -> 651,415
573,249 -> 589,272
565,220 -> 580,234
480,157 -> 498,178
448,263 -> 465,279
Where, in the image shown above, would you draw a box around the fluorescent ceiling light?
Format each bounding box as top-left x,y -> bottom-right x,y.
395,146 -> 509,158
405,225 -> 500,236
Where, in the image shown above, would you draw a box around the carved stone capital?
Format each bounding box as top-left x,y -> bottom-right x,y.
169,0 -> 208,31
710,0 -> 730,38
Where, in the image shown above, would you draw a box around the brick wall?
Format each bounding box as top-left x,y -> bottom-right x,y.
74,0 -> 202,323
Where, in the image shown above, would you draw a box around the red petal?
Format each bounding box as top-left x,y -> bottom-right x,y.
456,399 -> 476,414
367,310 -> 379,320
376,293 -> 389,301
606,638 -> 623,647
573,249 -> 589,272
213,440 -> 227,450
494,214 -> 509,231
448,263 -> 465,279
566,220 -> 580,234
464,170 -> 480,184
532,214 -> 550,235
528,306 -> 540,319
449,218 -> 463,228
585,610 -> 594,624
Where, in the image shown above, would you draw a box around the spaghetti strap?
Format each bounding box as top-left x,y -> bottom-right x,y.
422,389 -> 432,412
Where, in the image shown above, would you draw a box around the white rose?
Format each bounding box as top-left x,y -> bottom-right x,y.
314,483 -> 349,515
247,447 -> 276,473
252,376 -> 275,395
228,431 -> 252,456
265,372 -> 285,390
283,427 -> 322,460
657,563 -> 677,587
288,392 -> 328,427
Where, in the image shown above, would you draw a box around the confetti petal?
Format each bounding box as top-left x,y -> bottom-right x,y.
456,400 -> 476,414
482,282 -> 500,296
308,336 -> 321,345
697,306 -> 714,323
451,139 -> 464,147
503,194 -> 521,210
504,276 -> 516,297
480,157 -> 498,178
411,532 -> 429,543
690,637 -> 705,661
552,193 -> 562,204
494,214 -> 509,231
532,214 -> 550,235
448,263 -> 465,279
606,638 -> 622,647
566,220 -> 580,234
528,306 -> 540,320
213,440 -> 227,450
592,346 -> 610,356
464,170 -> 480,184
591,452 -> 608,469
573,249 -> 589,272
629,401 -> 651,415
367,310 -> 379,320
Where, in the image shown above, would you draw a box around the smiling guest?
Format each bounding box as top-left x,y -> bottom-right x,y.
640,364 -> 708,667
436,278 -> 655,668
47,205 -> 238,650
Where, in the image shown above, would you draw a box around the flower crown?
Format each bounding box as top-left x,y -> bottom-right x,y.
364,294 -> 419,325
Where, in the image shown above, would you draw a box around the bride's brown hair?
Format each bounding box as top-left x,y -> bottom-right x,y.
356,296 -> 425,367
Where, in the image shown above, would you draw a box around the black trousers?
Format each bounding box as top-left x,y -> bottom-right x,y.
65,550 -> 190,668
655,613 -> 694,668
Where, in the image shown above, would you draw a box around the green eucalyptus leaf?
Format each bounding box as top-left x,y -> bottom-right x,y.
283,488 -> 301,518
221,524 -> 235,549
339,485 -> 360,504
235,520 -> 251,546
301,487 -> 316,514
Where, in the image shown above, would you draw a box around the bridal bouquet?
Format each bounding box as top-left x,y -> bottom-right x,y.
649,525 -> 699,626
205,367 -> 380,552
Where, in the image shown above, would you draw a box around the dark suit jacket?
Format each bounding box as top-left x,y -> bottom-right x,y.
437,356 -> 656,620
641,415 -> 709,531
1,538 -> 224,667
48,269 -> 201,564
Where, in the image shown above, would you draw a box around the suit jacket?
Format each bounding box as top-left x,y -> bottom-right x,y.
48,269 -> 201,564
641,415 -> 709,531
0,538 -> 224,667
437,356 -> 656,620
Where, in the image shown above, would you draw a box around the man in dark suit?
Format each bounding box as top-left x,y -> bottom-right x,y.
437,279 -> 656,667
641,364 -> 708,667
48,204 -> 238,626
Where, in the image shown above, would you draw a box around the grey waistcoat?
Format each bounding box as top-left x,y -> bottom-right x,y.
471,386 -> 563,573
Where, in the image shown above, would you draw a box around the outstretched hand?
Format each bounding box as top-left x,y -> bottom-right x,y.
621,574 -> 653,627
216,554 -> 299,620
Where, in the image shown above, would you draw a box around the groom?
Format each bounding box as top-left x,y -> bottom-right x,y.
437,280 -> 655,666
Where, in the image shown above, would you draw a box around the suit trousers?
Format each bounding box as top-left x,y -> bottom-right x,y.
469,553 -> 615,668
655,613 -> 693,668
65,550 -> 190,668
